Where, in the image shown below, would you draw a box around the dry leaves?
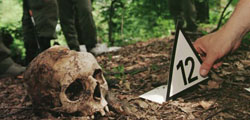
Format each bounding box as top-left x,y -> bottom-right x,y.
134,100 -> 149,109
241,60 -> 250,68
207,80 -> 220,89
199,100 -> 214,110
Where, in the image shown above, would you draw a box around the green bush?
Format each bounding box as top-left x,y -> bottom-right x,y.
0,0 -> 25,60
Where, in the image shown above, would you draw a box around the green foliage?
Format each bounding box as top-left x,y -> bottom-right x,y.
150,64 -> 159,71
112,65 -> 126,82
94,0 -> 239,46
242,33 -> 250,45
231,0 -> 239,6
10,39 -> 25,60
93,0 -> 175,46
0,1 -> 22,28
199,0 -> 237,33
0,0 -> 24,59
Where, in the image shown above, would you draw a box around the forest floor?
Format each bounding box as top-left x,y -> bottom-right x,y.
0,34 -> 249,120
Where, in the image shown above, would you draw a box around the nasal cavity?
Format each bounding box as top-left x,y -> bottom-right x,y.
93,83 -> 101,101
65,79 -> 84,101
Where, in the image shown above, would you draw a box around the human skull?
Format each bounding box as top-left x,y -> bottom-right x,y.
24,46 -> 109,116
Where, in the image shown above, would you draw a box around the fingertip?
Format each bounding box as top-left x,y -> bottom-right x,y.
201,52 -> 218,69
200,59 -> 214,77
200,62 -> 213,73
200,69 -> 208,77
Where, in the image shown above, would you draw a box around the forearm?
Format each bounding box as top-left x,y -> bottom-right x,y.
221,0 -> 250,41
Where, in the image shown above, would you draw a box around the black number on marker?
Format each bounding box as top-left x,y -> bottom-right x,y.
176,57 -> 198,85
176,59 -> 187,85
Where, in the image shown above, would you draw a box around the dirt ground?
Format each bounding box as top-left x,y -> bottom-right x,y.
0,36 -> 249,120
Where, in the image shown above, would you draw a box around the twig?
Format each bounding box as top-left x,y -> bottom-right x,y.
211,0 -> 233,33
239,93 -> 250,100
232,108 -> 250,116
205,107 -> 229,120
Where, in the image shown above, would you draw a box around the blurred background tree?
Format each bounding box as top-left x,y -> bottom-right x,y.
0,0 -> 243,64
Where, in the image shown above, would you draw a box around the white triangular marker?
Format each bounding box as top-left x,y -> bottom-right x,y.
167,30 -> 209,98
140,28 -> 209,104
139,85 -> 168,104
245,87 -> 250,92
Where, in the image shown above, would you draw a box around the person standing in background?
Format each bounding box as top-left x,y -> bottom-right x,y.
0,33 -> 25,77
169,0 -> 197,31
57,0 -> 97,52
22,0 -> 58,65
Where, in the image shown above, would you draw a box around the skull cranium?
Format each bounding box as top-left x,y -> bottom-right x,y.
24,46 -> 109,116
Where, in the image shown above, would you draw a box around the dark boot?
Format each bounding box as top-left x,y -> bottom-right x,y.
25,37 -> 51,65
0,57 -> 26,78
38,37 -> 51,51
24,37 -> 39,65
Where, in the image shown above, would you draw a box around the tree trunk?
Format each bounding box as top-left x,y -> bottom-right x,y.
108,0 -> 116,46
195,0 -> 209,23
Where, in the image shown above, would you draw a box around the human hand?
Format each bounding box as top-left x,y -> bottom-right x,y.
193,29 -> 241,77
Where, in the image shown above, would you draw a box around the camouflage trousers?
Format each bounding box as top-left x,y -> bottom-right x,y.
22,0 -> 58,64
169,0 -> 197,30
0,33 -> 12,72
57,0 -> 97,51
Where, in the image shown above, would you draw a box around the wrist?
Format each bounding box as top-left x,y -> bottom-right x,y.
220,23 -> 245,43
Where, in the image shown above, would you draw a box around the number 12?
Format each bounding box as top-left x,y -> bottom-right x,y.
176,57 -> 198,85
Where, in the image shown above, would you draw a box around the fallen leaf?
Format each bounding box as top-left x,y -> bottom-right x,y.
146,116 -> 158,120
247,52 -> 250,59
187,113 -> 196,119
148,102 -> 160,111
221,70 -> 232,75
222,62 -> 230,66
199,84 -> 207,90
235,61 -> 245,70
177,98 -> 184,102
207,80 -> 220,89
199,100 -> 214,110
239,93 -> 250,100
124,80 -> 131,90
126,104 -> 138,113
211,72 -> 224,82
219,112 -> 236,119
241,60 -> 250,68
180,106 -> 195,113
234,76 -> 246,82
134,100 -> 149,109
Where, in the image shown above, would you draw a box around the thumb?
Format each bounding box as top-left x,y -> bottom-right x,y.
200,53 -> 217,77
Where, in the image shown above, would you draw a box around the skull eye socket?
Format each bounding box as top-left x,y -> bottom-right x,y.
93,69 -> 104,84
65,79 -> 84,101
